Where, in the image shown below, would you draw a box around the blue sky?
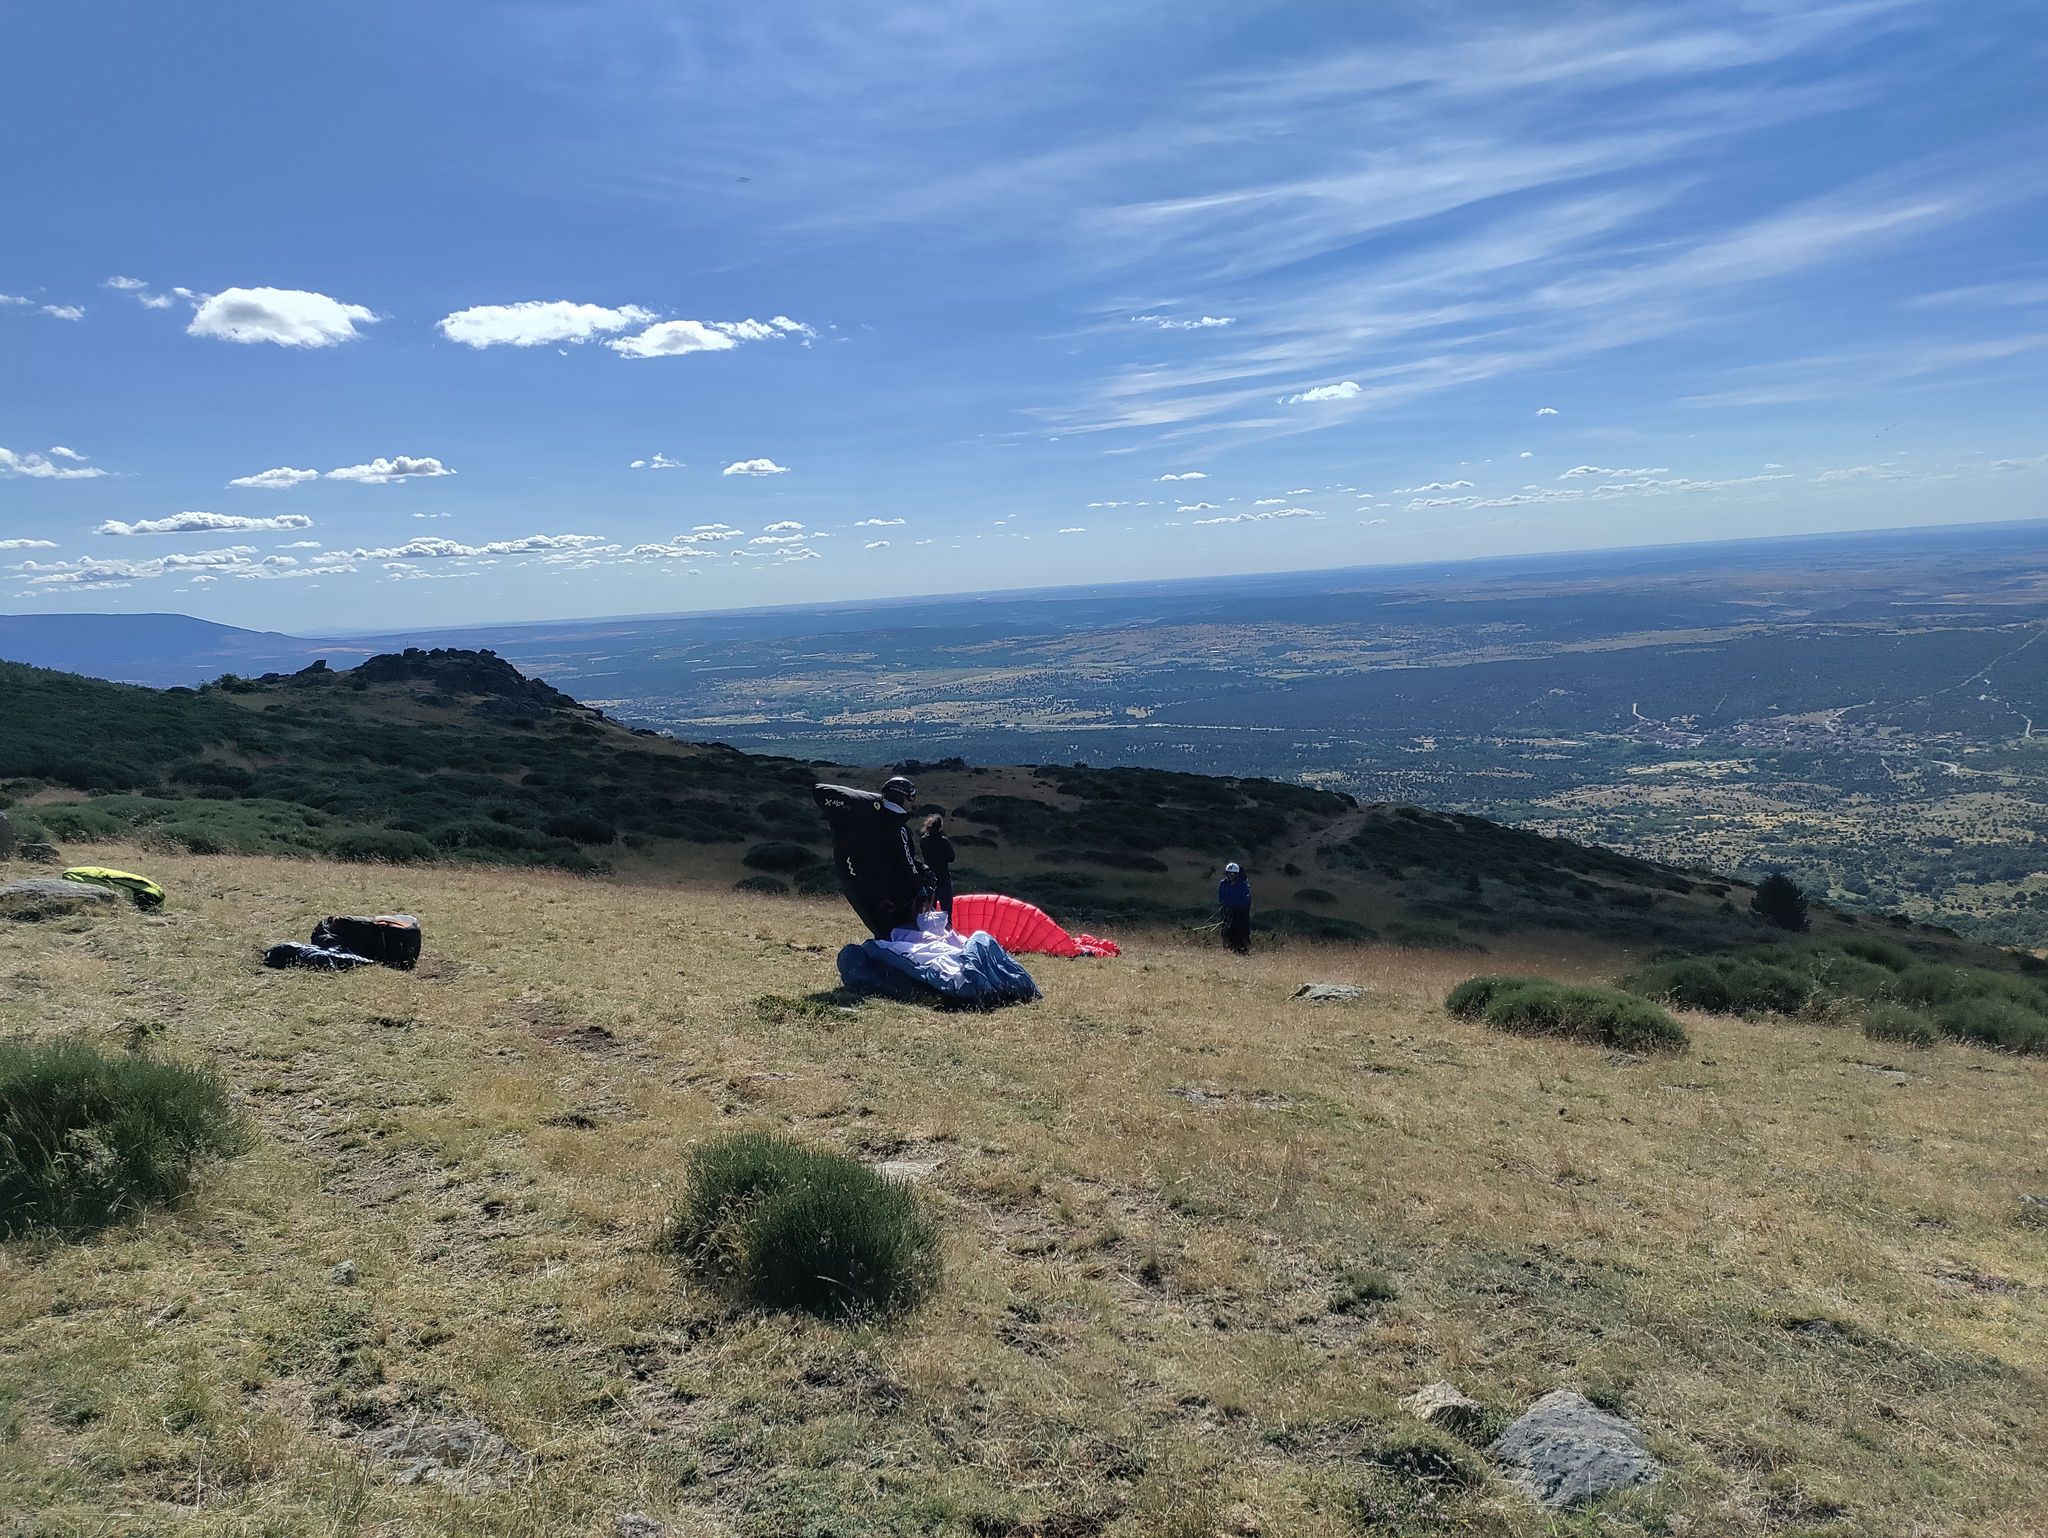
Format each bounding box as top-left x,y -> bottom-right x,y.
3,0 -> 2045,633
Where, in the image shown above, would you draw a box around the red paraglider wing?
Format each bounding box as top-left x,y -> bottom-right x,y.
950,893 -> 1081,958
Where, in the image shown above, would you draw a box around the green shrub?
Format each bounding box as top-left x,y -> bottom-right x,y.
1836,935 -> 1914,972
1751,872 -> 1809,932
663,1132 -> 938,1318
1445,975 -> 1530,1019
1862,1003 -> 1936,1047
734,874 -> 789,895
794,863 -> 842,897
0,1038 -> 251,1236
1931,999 -> 2048,1053
743,841 -> 821,874
542,811 -> 617,844
1625,958 -> 1734,1013
325,828 -> 438,863
1454,979 -> 1688,1053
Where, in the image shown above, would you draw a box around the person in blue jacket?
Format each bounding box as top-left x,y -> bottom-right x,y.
1218,862 -> 1252,953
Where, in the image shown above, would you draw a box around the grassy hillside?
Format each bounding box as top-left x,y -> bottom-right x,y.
3,848 -> 2045,1535
0,649 -> 2018,966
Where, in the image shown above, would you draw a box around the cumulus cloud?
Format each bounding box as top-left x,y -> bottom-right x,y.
1058,527 -> 1086,534
98,511 -> 315,537
1158,471 -> 1207,481
103,276 -> 147,291
138,293 -> 175,309
326,455 -> 455,484
629,453 -> 683,470
1520,451 -> 1534,459
228,465 -> 320,489
723,458 -> 789,476
277,539 -> 321,549
1391,480 -> 1473,494
762,520 -> 804,532
607,314 -> 811,359
1535,406 -> 1560,416
438,300 -> 656,349
852,517 -> 904,527
351,533 -> 604,561
40,304 -> 85,321
1131,314 -> 1234,330
1284,380 -> 1361,404
0,538 -> 57,550
1,446 -> 108,480
187,287 -> 377,347
1401,472 -> 1793,513
751,533 -> 806,545
10,545 -> 288,592
0,293 -> 30,306
864,540 -> 891,549
1193,507 -> 1321,525
1175,501 -> 1219,511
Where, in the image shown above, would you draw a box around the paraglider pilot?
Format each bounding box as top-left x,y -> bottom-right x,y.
813,775 -> 936,939
1218,861 -> 1252,953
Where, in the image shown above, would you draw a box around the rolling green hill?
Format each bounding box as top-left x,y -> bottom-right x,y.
0,647 -> 2020,966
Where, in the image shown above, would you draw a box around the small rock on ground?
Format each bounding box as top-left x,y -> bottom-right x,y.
1489,1390 -> 1660,1508
1293,983 -> 1367,1003
362,1415 -> 525,1490
1404,1381 -> 1484,1437
615,1515 -> 670,1538
2018,1194 -> 2048,1226
871,1158 -> 943,1184
18,842 -> 62,866
328,1259 -> 359,1286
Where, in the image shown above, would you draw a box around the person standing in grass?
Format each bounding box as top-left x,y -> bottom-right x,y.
920,812 -> 957,924
1218,862 -> 1252,953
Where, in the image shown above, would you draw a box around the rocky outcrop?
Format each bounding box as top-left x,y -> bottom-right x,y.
1489,1390 -> 1660,1508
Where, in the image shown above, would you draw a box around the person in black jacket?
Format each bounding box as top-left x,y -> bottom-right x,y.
920,812 -> 957,922
813,775 -> 934,938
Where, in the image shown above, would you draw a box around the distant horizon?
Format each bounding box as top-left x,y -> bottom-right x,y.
6,4 -> 2047,632
5,512 -> 2040,644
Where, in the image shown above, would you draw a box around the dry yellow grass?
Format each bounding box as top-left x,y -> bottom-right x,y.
3,845 -> 2045,1537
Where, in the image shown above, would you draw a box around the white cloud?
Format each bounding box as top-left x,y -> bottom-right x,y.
606,315 -> 809,359
351,533 -> 604,561
629,452 -> 684,470
1535,406 -> 1560,416
1058,526 -> 1086,534
1158,471 -> 1207,481
46,446 -> 84,461
762,520 -> 804,532
187,287 -> 377,347
98,511 -> 314,536
852,517 -> 905,527
103,276 -> 147,291
864,540 -> 891,549
278,539 -> 321,549
326,455 -> 455,484
40,304 -> 84,321
1559,464 -> 1668,479
751,534 -> 805,546
1175,500 -> 1219,510
437,300 -> 657,349
1253,497 -> 1288,505
1193,507 -> 1322,525
1132,314 -> 1234,330
0,538 -> 56,550
1391,480 -> 1474,493
1283,380 -> 1361,404
228,465 -> 320,489
723,458 -> 790,476
776,546 -> 823,562
1520,451 -> 1534,459
0,446 -> 108,480
0,293 -> 30,306
13,545 -> 264,591
138,293 -> 175,309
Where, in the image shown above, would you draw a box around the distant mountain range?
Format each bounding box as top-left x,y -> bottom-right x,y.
0,612 -> 325,687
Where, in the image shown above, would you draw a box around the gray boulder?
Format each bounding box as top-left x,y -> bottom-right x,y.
0,878 -> 118,921
1293,983 -> 1368,1003
1489,1390 -> 1660,1508
0,811 -> 15,861
17,842 -> 62,866
2020,1194 -> 2048,1227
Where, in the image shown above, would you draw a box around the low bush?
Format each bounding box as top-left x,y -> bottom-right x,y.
663,1131 -> 938,1318
1862,1003 -> 1936,1047
1448,978 -> 1687,1053
0,1038 -> 251,1236
734,874 -> 789,896
1932,999 -> 2048,1053
1445,975 -> 1525,1019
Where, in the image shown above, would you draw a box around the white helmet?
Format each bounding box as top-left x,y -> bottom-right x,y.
1224,862 -> 1242,874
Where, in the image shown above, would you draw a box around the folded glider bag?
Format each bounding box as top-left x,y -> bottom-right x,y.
949,893 -> 1121,958
62,866 -> 165,910
836,931 -> 1041,1007
264,942 -> 375,971
813,783 -> 931,939
312,914 -> 421,969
